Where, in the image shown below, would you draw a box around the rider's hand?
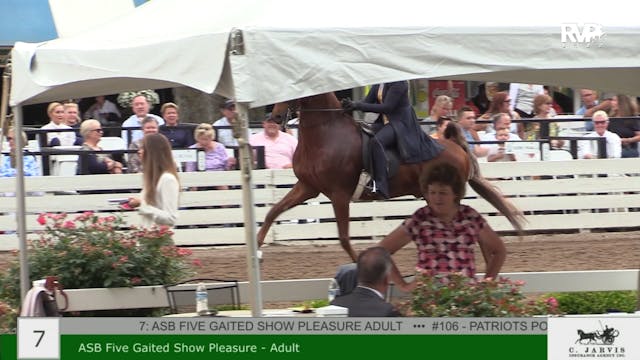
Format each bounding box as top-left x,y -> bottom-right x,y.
341,98 -> 357,112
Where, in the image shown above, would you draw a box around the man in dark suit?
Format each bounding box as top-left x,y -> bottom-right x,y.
330,246 -> 401,317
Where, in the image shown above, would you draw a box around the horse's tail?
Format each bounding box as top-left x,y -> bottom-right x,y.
444,122 -> 526,234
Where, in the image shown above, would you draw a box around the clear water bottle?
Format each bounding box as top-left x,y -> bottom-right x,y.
195,282 -> 208,315
327,278 -> 340,302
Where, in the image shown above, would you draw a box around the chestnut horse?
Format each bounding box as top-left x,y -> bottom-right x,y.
257,92 -> 523,262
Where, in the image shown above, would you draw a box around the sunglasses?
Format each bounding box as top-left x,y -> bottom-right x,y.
593,121 -> 607,124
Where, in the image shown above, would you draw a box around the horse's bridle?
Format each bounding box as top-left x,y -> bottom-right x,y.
268,100 -> 346,131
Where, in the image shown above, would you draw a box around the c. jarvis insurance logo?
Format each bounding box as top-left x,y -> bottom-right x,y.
570,322 -> 625,357
548,317 -> 638,360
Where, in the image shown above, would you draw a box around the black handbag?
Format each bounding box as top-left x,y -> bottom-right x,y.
41,276 -> 68,316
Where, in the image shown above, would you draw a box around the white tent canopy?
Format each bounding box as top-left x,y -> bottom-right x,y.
10,0 -> 640,107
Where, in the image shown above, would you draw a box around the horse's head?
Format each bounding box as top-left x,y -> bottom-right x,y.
269,100 -> 298,125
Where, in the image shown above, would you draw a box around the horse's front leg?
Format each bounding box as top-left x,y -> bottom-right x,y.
257,182 -> 319,247
331,193 -> 357,262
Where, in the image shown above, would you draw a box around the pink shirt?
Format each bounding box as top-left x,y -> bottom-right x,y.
402,204 -> 487,278
249,131 -> 298,169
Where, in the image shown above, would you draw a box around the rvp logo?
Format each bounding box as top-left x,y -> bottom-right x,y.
560,23 -> 605,47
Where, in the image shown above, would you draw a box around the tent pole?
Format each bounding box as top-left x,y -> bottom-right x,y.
12,105 -> 30,303
233,103 -> 263,316
1,62 -> 11,163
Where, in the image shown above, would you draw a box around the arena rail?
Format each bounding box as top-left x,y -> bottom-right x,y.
1,158 -> 638,251
53,269 -> 640,313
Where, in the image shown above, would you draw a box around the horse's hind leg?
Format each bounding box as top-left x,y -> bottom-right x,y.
331,193 -> 357,263
257,182 -> 319,247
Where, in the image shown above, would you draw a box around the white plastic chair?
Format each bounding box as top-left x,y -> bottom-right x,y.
50,146 -> 81,176
547,150 -> 573,161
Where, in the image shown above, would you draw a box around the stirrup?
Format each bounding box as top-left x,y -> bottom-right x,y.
351,171 -> 372,200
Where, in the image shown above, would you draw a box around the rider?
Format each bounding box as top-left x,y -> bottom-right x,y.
342,81 -> 443,198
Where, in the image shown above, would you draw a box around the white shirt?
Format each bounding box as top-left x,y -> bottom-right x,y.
121,114 -> 165,145
508,83 -> 544,114
85,99 -> 121,120
578,131 -> 622,159
213,117 -> 238,147
138,172 -> 180,227
480,132 -> 521,157
41,122 -> 76,146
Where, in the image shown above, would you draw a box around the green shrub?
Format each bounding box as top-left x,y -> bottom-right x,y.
547,291 -> 638,314
0,212 -> 196,323
402,272 -> 562,317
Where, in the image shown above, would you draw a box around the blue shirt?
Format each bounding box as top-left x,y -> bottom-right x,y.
1,154 -> 40,177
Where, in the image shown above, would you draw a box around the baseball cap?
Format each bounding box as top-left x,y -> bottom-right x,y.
221,99 -> 236,109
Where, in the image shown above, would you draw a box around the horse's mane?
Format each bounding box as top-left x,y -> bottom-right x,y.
443,122 -> 478,179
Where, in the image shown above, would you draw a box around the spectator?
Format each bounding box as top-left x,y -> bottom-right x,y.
486,128 -> 517,162
126,134 -> 180,227
84,95 -> 122,124
127,117 -> 160,173
121,95 -> 164,146
425,95 -> 453,135
213,99 -> 239,147
159,102 -> 195,149
63,102 -> 83,145
477,91 -> 523,138
576,89 -> 601,116
607,94 -> 640,158
430,116 -> 451,140
576,89 -> 612,131
543,86 -> 563,117
378,163 -> 507,292
525,94 -> 563,149
1,128 -> 39,177
480,113 -> 522,141
41,102 -> 76,147
249,115 -> 298,169
330,246 -> 401,317
185,123 -> 235,172
456,106 -> 488,157
578,111 -> 621,159
508,83 -> 544,118
78,119 -> 123,175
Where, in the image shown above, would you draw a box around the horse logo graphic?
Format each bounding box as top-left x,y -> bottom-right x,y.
575,325 -> 619,345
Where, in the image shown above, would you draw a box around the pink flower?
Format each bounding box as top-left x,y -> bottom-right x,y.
37,213 -> 47,225
177,248 -> 193,256
130,277 -> 142,285
192,259 -> 202,267
62,221 -> 76,229
546,297 -> 559,309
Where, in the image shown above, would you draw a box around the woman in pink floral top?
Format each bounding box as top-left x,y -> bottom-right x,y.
378,163 -> 506,292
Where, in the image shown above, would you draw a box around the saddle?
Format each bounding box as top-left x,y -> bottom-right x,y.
352,124 -> 400,200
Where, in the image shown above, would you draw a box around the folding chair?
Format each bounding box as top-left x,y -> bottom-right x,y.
164,278 -> 240,314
